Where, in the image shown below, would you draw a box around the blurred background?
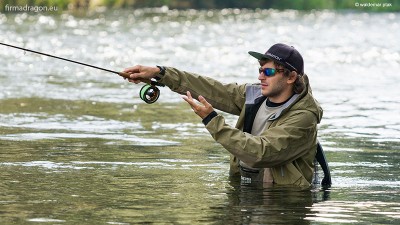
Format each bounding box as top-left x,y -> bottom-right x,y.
1,0 -> 400,11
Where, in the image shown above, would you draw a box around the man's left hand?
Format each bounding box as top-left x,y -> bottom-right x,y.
182,91 -> 214,119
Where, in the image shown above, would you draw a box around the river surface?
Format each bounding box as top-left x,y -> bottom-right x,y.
0,8 -> 399,224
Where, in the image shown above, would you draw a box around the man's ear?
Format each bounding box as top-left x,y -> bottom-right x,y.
287,71 -> 298,84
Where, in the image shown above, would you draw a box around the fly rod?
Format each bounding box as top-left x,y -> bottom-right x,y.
0,42 -> 164,103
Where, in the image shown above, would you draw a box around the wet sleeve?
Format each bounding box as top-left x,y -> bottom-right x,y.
204,110 -> 318,168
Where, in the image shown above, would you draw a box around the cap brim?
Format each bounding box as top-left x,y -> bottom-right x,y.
248,51 -> 267,60
248,51 -> 286,67
248,51 -> 281,64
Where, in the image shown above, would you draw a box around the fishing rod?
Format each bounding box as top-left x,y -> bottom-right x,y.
0,42 -> 164,104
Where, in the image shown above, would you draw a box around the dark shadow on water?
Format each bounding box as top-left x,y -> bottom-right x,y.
212,177 -> 331,225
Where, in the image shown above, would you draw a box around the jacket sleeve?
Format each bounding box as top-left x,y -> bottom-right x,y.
160,67 -> 246,115
204,110 -> 318,168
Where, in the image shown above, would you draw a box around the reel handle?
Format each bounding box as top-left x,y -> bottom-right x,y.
118,72 -> 162,104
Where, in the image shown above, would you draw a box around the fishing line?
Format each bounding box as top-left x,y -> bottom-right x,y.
0,42 -> 164,103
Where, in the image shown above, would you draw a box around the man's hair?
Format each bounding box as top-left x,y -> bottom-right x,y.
259,59 -> 305,94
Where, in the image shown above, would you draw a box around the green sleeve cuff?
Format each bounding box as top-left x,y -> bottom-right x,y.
202,111 -> 218,125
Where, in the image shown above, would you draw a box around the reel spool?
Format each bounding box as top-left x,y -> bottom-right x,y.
139,84 -> 160,104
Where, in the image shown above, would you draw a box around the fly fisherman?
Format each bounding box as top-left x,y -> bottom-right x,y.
124,43 -> 323,187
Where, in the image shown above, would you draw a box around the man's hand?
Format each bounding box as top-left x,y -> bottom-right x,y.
182,91 -> 214,119
123,65 -> 159,84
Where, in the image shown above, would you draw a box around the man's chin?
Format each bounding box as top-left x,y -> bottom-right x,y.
261,90 -> 270,97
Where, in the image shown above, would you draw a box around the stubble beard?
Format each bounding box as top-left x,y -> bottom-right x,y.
262,82 -> 285,99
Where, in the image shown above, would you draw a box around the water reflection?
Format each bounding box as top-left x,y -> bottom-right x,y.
219,182 -> 399,224
308,199 -> 400,223
219,180 -> 331,225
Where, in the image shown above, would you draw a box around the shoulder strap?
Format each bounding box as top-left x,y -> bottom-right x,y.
243,96 -> 266,133
316,141 -> 332,187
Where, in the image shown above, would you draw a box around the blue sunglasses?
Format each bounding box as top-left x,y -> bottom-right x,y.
259,67 -> 285,77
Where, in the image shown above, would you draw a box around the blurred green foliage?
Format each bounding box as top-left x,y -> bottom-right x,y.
1,0 -> 399,12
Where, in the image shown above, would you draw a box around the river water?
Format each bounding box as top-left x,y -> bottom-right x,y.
0,8 -> 399,224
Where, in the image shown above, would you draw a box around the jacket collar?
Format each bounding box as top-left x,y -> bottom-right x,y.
268,94 -> 300,121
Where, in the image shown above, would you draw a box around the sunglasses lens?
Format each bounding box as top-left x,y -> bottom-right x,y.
265,68 -> 275,76
259,68 -> 276,76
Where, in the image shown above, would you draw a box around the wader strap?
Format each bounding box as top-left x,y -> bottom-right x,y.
243,96 -> 267,133
316,141 -> 332,187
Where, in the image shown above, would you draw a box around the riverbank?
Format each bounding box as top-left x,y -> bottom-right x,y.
0,0 -> 399,12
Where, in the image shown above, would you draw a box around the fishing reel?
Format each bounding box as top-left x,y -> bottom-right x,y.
139,84 -> 160,104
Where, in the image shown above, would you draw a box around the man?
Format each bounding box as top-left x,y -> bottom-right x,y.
124,43 -> 323,187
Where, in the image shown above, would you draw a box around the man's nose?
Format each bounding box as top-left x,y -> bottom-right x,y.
258,71 -> 265,80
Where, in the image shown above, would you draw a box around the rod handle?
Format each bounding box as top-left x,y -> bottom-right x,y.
118,72 -> 165,87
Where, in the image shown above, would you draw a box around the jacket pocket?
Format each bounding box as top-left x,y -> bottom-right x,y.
273,163 -> 307,186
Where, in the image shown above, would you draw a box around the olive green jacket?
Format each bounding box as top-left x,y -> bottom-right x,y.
160,67 -> 323,186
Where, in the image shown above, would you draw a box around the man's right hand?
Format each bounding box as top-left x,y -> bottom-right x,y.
123,65 -> 160,84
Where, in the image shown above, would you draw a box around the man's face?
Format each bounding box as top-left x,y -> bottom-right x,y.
258,61 -> 288,99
